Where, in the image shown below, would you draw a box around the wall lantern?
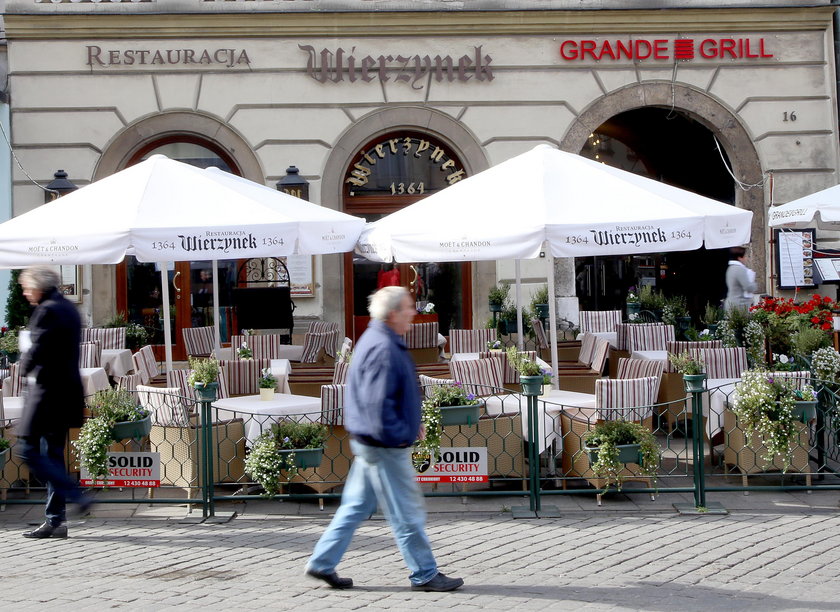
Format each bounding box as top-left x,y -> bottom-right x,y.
45,169 -> 78,203
276,166 -> 310,201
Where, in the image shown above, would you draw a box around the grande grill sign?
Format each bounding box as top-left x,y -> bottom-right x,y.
559,37 -> 773,61
80,452 -> 161,488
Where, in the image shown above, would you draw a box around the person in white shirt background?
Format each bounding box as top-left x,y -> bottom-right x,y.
724,245 -> 756,312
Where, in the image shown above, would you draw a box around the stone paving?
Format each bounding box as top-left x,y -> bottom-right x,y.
1,487 -> 839,610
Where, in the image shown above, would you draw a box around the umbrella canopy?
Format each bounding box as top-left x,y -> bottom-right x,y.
0,155 -> 365,267
357,144 -> 753,262
767,184 -> 840,229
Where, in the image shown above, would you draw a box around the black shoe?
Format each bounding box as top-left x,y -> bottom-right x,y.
411,572 -> 464,592
305,568 -> 353,589
22,521 -> 67,539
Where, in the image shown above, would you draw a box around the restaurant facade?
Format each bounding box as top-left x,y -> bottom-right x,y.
3,0 -> 839,355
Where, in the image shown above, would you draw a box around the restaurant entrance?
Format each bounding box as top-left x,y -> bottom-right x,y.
343,132 -> 472,341
575,107 -> 735,318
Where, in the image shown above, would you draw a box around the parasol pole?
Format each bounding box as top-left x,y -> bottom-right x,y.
546,246 -> 559,389
160,264 -> 174,386
212,259 -> 222,354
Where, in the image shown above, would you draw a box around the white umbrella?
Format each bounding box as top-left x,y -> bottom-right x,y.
356,144 -> 754,384
0,155 -> 366,378
768,184 -> 840,229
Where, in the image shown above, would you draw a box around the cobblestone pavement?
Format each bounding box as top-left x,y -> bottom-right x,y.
2,492 -> 839,610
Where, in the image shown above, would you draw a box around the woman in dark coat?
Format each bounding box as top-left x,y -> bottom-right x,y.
18,265 -> 90,538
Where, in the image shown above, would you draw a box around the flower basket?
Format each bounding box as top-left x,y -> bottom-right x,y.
259,388 -> 275,401
193,381 -> 218,402
586,443 -> 641,466
791,400 -> 817,423
111,414 -> 152,440
439,401 -> 484,426
683,373 -> 707,393
278,447 -> 324,469
520,375 -> 544,396
0,447 -> 8,471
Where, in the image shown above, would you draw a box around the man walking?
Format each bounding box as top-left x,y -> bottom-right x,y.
18,265 -> 91,538
305,286 -> 463,592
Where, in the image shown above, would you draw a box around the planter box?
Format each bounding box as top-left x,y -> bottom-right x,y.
792,401 -> 817,423
193,381 -> 219,402
585,443 -> 641,466
683,374 -> 707,393
440,402 -> 483,426
279,447 -> 324,470
111,414 -> 152,440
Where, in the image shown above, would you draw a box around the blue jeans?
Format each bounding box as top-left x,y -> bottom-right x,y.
307,439 -> 438,585
20,432 -> 84,527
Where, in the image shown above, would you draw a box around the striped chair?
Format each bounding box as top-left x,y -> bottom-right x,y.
230,334 -> 284,360
664,340 -> 723,372
218,358 -> 272,396
82,327 -> 126,350
479,350 -> 538,385
182,326 -> 216,359
616,322 -> 665,351
448,329 -> 497,355
419,374 -> 456,398
626,324 -> 676,352
332,360 -> 350,385
579,310 -> 622,334
697,347 -> 748,379
300,331 -> 337,364
556,336 -> 611,394
79,341 -> 102,369
319,383 -> 346,426
616,358 -> 664,400
449,358 -> 504,397
309,321 -> 340,335
1,363 -> 24,398
115,373 -> 145,397
132,345 -> 168,385
307,322 -> 340,359
403,321 -> 440,364
596,376 -> 659,423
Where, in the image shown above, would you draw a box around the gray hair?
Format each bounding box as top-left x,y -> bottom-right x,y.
368,286 -> 410,321
20,265 -> 60,291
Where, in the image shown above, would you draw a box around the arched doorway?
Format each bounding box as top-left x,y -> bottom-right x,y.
574,106 -> 741,318
343,132 -> 472,339
115,138 -> 242,360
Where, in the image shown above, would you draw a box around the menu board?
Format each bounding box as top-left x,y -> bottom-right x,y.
774,228 -> 816,289
815,258 -> 840,282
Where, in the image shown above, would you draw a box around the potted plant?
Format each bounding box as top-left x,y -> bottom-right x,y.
486,338 -> 503,352
187,357 -> 220,401
662,295 -> 691,337
0,327 -> 20,363
668,350 -> 706,392
103,312 -> 149,352
414,381 -> 482,471
638,285 -> 665,320
530,284 -> 550,320
237,340 -> 254,360
582,420 -> 659,491
506,346 -> 550,395
488,282 -> 509,313
626,286 -> 641,319
0,436 -> 10,471
244,420 -> 328,496
258,367 -> 277,400
701,302 -> 722,337
499,305 -> 519,336
731,371 -> 815,467
72,387 -> 151,483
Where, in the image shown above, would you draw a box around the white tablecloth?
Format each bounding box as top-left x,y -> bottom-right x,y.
577,331 -> 619,348
80,367 -> 111,398
0,396 -> 24,423
213,393 -> 322,445
705,377 -> 741,438
630,350 -> 668,365
101,348 -> 133,377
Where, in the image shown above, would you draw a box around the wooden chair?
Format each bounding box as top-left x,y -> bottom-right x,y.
78,341 -> 102,369
82,327 -> 126,350
479,350 -> 538,390
182,326 -> 216,359
626,324 -> 675,352
448,329 -> 496,355
449,358 -> 505,398
217,359 -> 272,396
132,345 -> 168,386
697,347 -> 749,379
531,318 -> 582,362
402,321 -> 441,364
556,336 -> 610,394
578,310 -> 622,334
560,375 -> 659,505
139,385 -> 246,499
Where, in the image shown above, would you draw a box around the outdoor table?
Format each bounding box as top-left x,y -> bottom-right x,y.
101,348 -> 133,377
630,350 -> 668,365
80,367 -> 111,398
577,331 -> 618,348
0,395 -> 23,424
213,393 -> 321,445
